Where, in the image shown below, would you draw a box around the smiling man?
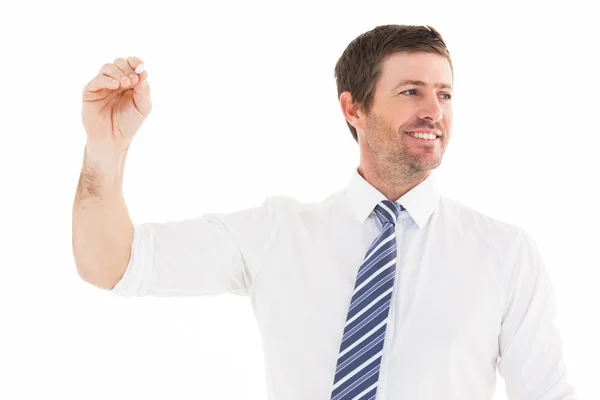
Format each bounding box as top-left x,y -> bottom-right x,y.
328,25 -> 576,399
339,47 -> 454,201
74,24 -> 576,400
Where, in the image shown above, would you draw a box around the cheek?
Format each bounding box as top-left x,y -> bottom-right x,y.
443,105 -> 453,122
443,116 -> 452,134
378,112 -> 408,133
392,107 -> 418,130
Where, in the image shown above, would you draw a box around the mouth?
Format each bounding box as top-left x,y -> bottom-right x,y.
404,131 -> 441,141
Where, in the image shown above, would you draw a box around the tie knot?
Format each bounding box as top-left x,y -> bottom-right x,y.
374,200 -> 404,225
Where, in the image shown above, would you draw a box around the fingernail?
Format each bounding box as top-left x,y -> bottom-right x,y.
135,64 -> 145,74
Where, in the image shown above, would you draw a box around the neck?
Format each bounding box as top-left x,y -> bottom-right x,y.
357,160 -> 430,202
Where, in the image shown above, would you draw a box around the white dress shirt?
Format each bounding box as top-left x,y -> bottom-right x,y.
111,168 -> 576,399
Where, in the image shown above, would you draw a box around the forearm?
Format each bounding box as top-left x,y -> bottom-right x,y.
72,144 -> 133,289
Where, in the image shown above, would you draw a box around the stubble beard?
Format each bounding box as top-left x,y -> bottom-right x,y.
364,115 -> 437,184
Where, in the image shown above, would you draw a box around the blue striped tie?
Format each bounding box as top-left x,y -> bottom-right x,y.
330,200 -> 404,400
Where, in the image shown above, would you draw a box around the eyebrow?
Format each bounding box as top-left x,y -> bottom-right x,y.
391,79 -> 453,92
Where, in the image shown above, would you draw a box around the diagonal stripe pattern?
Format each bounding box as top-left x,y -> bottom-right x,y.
330,200 -> 404,400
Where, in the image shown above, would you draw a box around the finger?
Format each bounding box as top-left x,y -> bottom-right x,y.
113,57 -> 137,87
83,74 -> 120,93
122,56 -> 148,89
113,57 -> 135,75
126,56 -> 146,88
98,63 -> 131,87
132,70 -> 152,117
133,70 -> 148,89
126,56 -> 145,74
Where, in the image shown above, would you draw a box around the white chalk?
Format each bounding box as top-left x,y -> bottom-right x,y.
135,64 -> 145,74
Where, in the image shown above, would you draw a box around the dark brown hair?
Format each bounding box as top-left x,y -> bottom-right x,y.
334,24 -> 453,142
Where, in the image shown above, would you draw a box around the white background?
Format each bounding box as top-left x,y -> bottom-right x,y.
1,0 -> 598,398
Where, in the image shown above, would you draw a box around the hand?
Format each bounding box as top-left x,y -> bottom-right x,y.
81,56 -> 152,152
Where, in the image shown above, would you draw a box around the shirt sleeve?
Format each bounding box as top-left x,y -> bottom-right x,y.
110,196 -> 277,298
498,230 -> 577,399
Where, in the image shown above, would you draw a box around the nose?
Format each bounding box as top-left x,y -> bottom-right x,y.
417,93 -> 443,122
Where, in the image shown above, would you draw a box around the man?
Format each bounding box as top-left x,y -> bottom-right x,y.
73,24 -> 576,399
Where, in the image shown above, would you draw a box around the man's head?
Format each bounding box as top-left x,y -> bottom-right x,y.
335,25 -> 454,180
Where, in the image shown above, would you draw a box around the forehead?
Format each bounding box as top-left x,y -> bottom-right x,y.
377,51 -> 453,91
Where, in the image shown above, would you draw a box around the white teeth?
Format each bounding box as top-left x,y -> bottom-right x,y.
406,132 -> 437,140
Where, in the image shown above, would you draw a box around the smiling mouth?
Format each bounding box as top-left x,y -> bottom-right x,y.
404,131 -> 440,141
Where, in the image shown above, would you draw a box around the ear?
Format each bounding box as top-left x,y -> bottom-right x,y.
340,91 -> 366,133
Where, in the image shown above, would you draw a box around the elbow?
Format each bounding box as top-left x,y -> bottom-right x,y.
75,261 -> 124,291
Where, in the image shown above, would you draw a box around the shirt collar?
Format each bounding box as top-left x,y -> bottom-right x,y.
345,167 -> 441,228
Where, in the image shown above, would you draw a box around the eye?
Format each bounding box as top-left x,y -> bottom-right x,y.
400,89 -> 452,100
401,89 -> 417,95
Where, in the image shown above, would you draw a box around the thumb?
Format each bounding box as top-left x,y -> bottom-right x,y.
133,70 -> 152,117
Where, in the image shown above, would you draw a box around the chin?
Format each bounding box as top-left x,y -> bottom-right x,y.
413,158 -> 442,171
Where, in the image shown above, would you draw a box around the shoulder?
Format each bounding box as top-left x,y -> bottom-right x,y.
437,195 -> 528,250
266,188 -> 348,217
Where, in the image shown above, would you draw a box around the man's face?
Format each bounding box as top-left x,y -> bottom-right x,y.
360,51 -> 454,173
